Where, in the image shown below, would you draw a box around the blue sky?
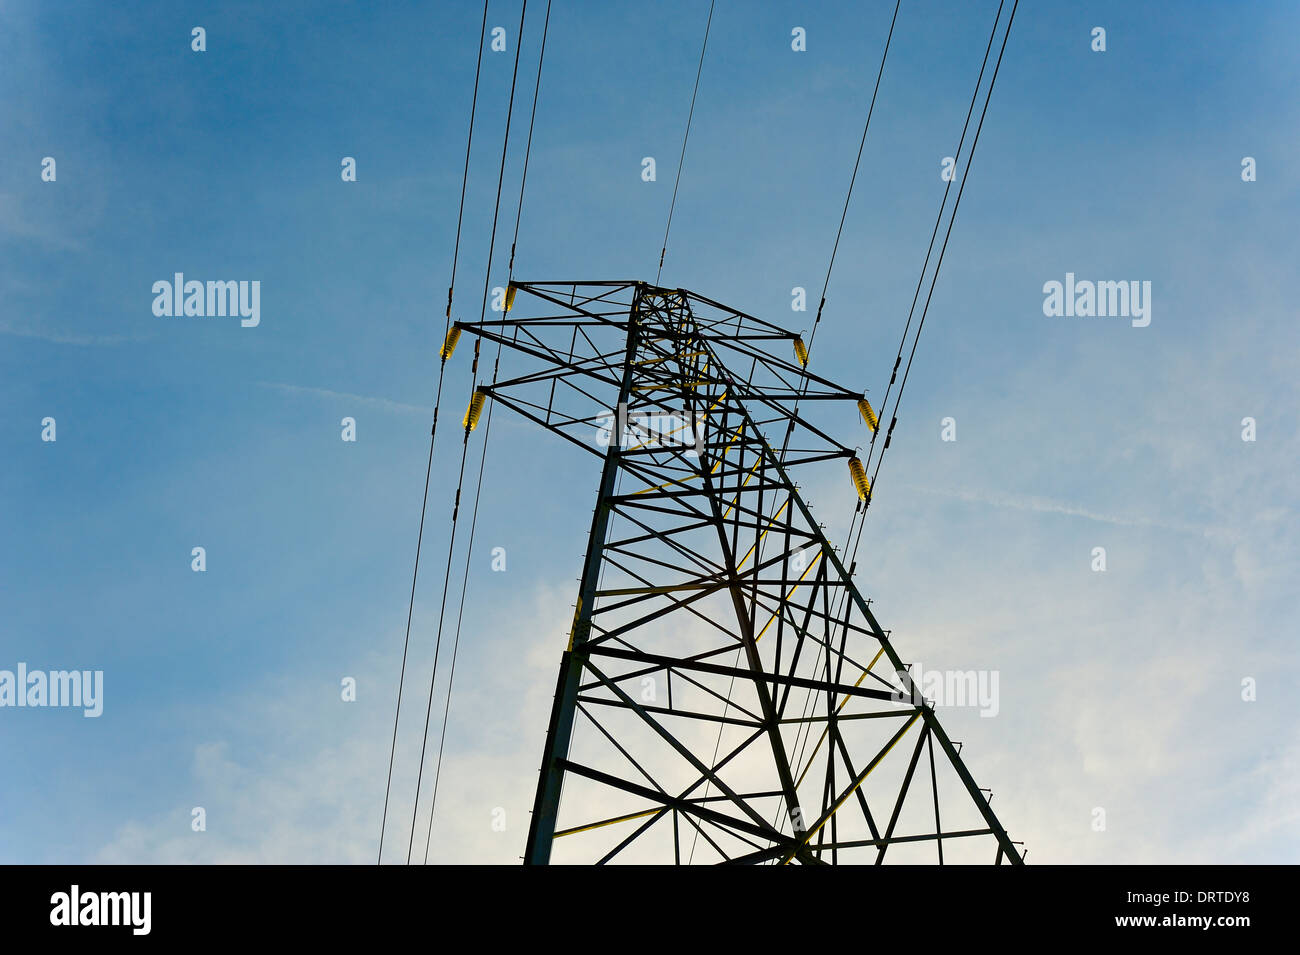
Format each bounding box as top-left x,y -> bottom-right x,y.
1,0 -> 1297,863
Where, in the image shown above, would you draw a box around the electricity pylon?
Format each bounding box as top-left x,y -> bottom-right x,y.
453,280 -> 1021,865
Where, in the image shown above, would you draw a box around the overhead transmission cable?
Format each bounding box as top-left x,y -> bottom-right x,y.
785,5 -> 1017,810
788,0 -> 901,426
406,0 -> 530,866
656,0 -> 716,284
839,0 -> 1018,587
378,0 -> 488,867
778,0 -> 1018,849
776,4 -> 1022,863
421,0 -> 553,865
868,0 -> 1018,491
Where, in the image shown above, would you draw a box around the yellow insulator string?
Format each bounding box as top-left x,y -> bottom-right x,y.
858,397 -> 878,432
440,326 -> 461,361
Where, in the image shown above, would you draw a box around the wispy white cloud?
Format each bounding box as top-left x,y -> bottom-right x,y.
93,585 -> 572,865
0,192 -> 84,251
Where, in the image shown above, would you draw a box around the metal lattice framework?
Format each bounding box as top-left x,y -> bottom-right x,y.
455,280 -> 1021,865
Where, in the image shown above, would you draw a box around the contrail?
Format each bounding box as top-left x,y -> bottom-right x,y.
255,381 -> 432,417
906,484 -> 1211,536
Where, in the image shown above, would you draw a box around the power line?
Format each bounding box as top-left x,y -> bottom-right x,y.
822,0 -> 1015,610
507,0 -> 551,283
806,0 -> 901,356
779,0 -> 1018,846
656,0 -> 716,284
406,0 -> 530,866
422,0 -> 553,865
777,0 -> 899,467
869,0 -> 1019,494
378,0 -> 488,867
862,0 -> 1008,487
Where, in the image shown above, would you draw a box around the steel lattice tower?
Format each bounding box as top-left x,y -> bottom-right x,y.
454,280 -> 1021,865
